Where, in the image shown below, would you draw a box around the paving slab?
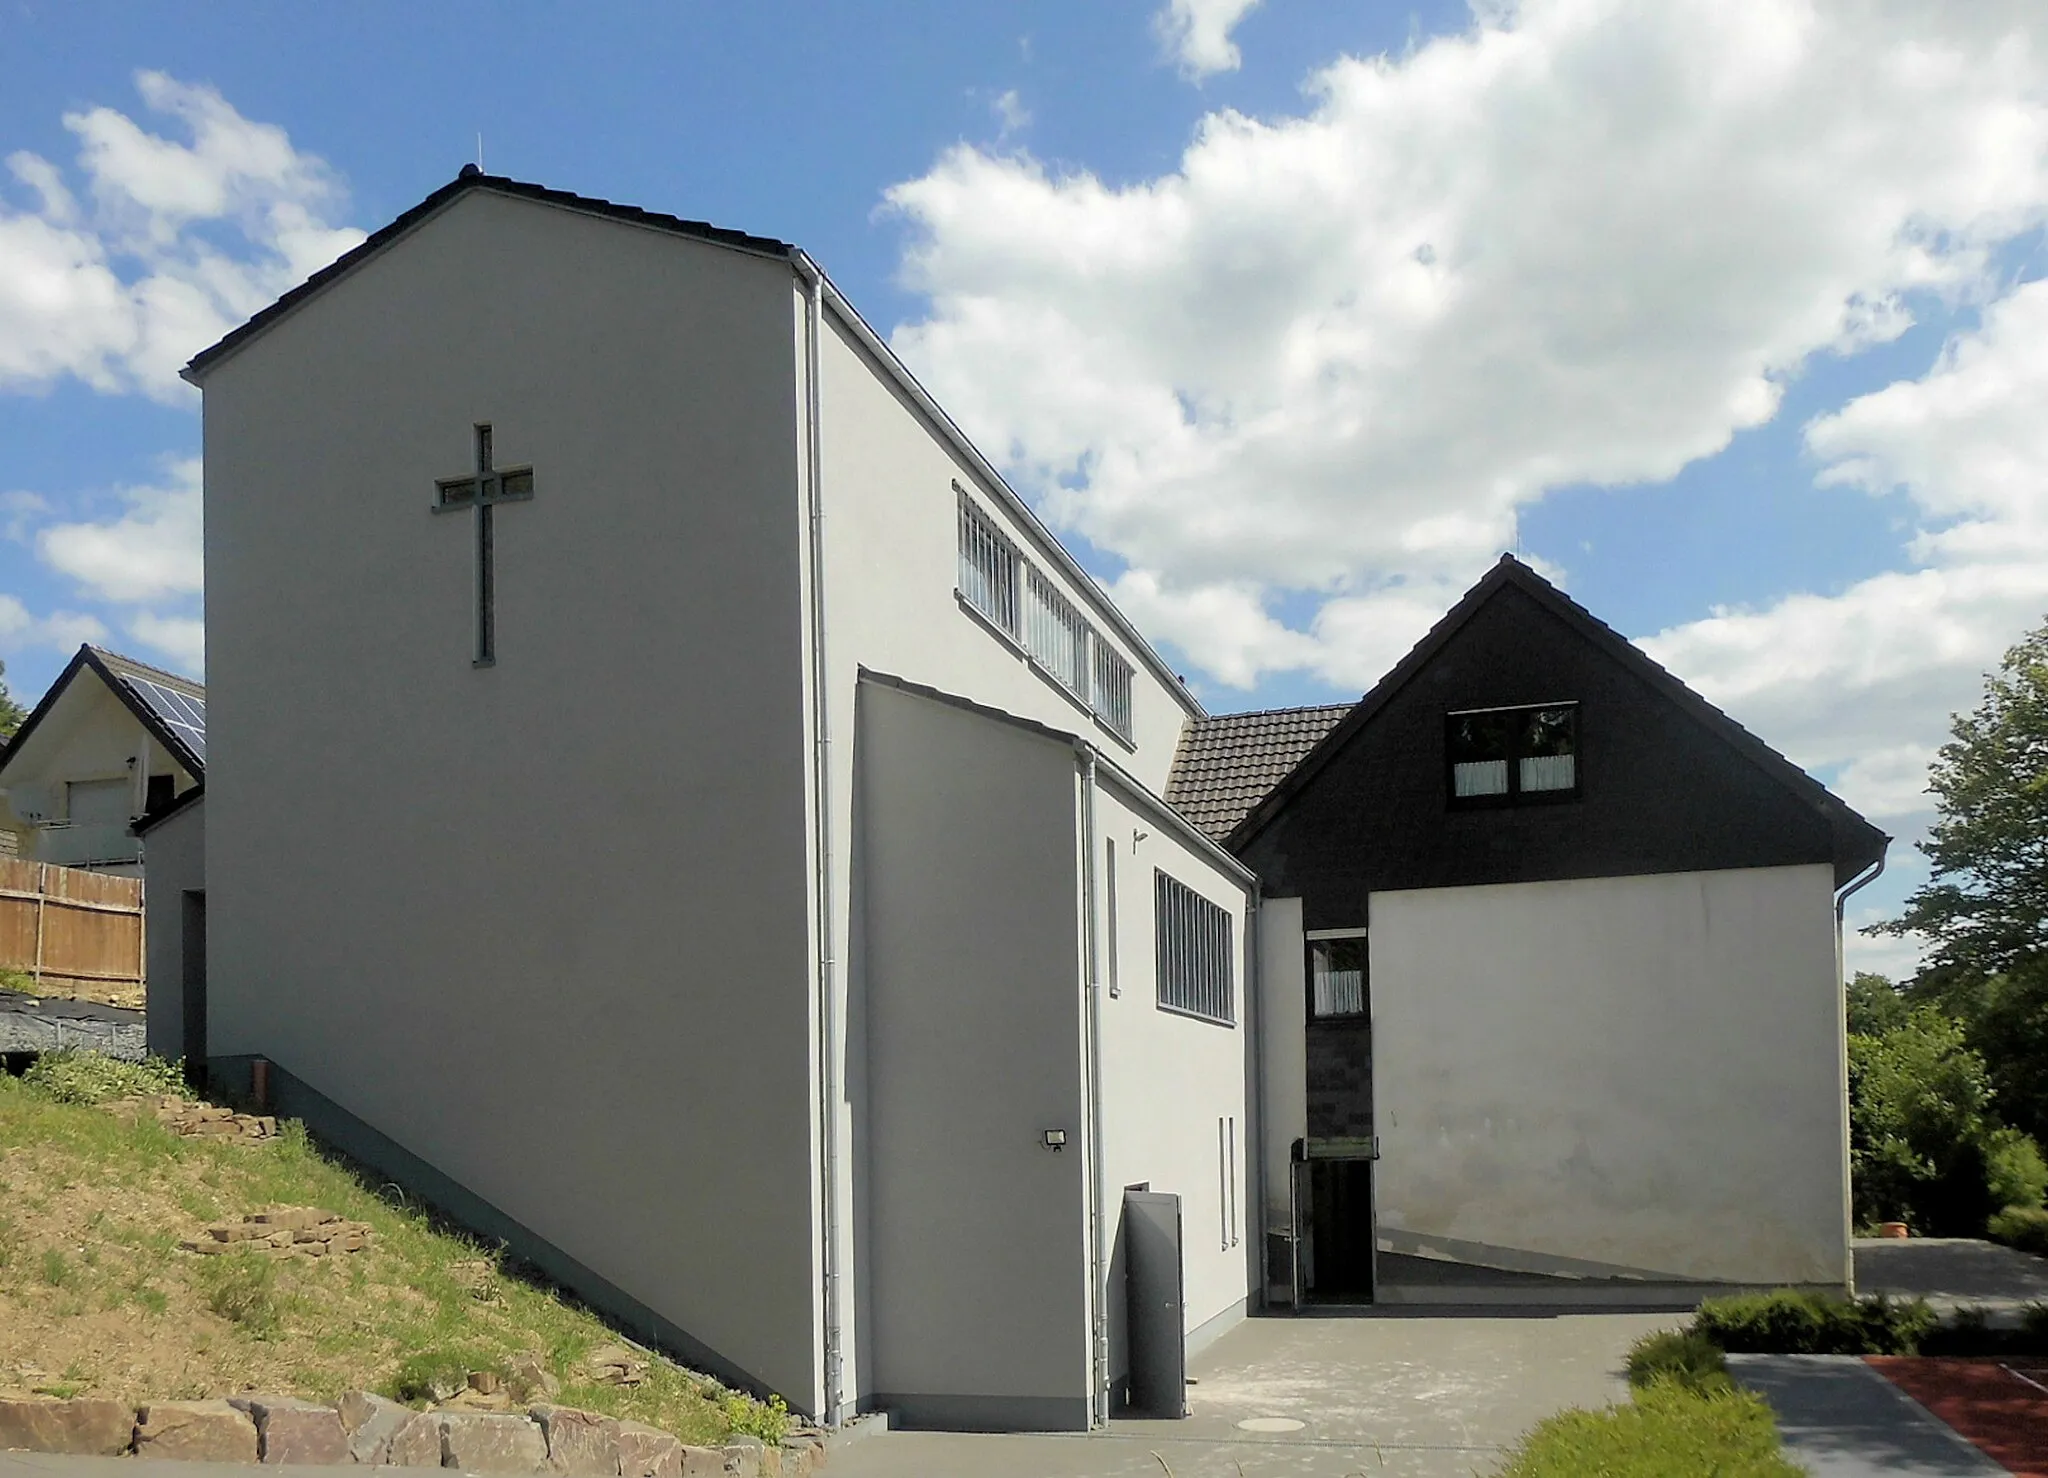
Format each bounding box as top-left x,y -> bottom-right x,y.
831,1308 -> 1683,1477
1857,1236 -> 2048,1318
1729,1354 -> 2005,1478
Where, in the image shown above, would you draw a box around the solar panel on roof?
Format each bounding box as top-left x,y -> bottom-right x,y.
122,675 -> 206,764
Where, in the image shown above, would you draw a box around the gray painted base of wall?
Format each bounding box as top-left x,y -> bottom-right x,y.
206,1054 -> 786,1411
1378,1225 -> 1701,1283
1375,1280 -> 1850,1309
871,1394 -> 1090,1432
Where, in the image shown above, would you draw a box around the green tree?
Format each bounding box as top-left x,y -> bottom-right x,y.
1874,619 -> 2048,980
1847,1006 -> 1998,1233
1847,971 -> 1911,1037
0,660 -> 25,741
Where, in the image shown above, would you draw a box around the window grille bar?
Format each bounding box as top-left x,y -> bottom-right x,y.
1092,641 -> 1134,742
1026,567 -> 1089,696
1154,869 -> 1233,1025
957,496 -> 1020,637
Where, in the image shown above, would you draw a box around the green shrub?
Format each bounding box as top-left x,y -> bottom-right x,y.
22,1050 -> 185,1107
386,1349 -> 506,1407
1988,1130 -> 2048,1211
1497,1380 -> 1802,1477
1693,1289 -> 1936,1355
1988,1205 -> 2048,1257
196,1251 -> 285,1339
719,1392 -> 789,1445
1625,1328 -> 1731,1395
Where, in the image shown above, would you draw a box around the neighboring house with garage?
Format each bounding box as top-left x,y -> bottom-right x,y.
0,644 -> 204,875
1168,554 -> 1887,1309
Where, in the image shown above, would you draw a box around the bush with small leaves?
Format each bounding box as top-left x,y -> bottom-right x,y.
1693,1290 -> 1936,1355
1989,1205 -> 2048,1258
1625,1328 -> 1731,1395
22,1050 -> 185,1107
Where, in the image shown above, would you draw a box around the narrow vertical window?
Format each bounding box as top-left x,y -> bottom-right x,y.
1105,838 -> 1120,997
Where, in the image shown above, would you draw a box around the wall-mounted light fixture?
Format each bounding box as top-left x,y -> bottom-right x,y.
1132,828 -> 1150,848
1042,1128 -> 1067,1152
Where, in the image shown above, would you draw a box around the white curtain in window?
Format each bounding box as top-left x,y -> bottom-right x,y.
1520,753 -> 1576,792
1312,949 -> 1364,1016
1453,758 -> 1509,797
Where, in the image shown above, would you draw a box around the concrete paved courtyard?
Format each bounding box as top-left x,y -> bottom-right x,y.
830,1308 -> 1686,1478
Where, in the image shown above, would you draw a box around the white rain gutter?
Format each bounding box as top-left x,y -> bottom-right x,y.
794,251 -> 845,1427
1835,856 -> 1885,925
1078,748 -> 1110,1426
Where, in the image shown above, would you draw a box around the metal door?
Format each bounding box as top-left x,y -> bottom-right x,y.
1124,1190 -> 1186,1418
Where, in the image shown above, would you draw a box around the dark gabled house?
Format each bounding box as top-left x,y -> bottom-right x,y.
1170,556 -> 1888,1305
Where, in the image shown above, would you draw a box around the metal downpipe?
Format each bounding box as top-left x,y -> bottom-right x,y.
797,255 -> 844,1427
1079,746 -> 1111,1427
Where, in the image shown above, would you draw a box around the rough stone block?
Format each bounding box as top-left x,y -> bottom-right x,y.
386,1410 -> 445,1467
679,1445 -> 732,1478
617,1421 -> 685,1478
532,1405 -> 620,1476
230,1396 -> 349,1465
251,1207 -> 320,1229
338,1390 -> 416,1464
0,1396 -> 137,1455
133,1401 -> 259,1462
439,1411 -> 548,1473
722,1435 -> 767,1478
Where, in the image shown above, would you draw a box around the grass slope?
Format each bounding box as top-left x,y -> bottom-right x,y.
0,1057 -> 785,1446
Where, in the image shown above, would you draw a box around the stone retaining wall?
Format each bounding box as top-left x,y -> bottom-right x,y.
0,1393 -> 824,1476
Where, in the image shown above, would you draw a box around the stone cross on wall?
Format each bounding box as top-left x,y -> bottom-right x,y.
433,423 -> 534,667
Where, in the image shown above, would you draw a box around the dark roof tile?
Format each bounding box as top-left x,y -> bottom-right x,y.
1165,703 -> 1353,843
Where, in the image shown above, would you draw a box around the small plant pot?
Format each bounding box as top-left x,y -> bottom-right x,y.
1879,1222 -> 1910,1239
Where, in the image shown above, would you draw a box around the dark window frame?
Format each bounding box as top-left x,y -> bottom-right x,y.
1444,701 -> 1581,809
1305,930 -> 1370,1022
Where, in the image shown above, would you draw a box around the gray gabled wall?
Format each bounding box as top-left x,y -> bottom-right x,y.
199,189 -> 821,1406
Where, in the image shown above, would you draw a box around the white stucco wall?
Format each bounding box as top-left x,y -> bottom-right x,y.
1255,897 -> 1307,1250
1090,776 -> 1253,1377
1370,864 -> 1849,1286
200,190 -> 822,1405
141,796 -> 205,1062
813,307 -> 1194,792
805,290 -> 1207,1410
852,678 -> 1091,1428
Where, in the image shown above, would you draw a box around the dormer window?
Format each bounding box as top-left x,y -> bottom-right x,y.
1447,703 -> 1578,805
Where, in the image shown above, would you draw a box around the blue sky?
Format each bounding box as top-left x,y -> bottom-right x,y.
6,0 -> 2048,975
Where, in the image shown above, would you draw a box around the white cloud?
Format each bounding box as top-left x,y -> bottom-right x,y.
38,457 -> 203,604
0,595 -> 107,654
1156,0 -> 1263,79
1641,278 -> 2048,828
887,0 -> 2048,688
0,70 -> 364,401
126,612 -> 204,676
990,89 -> 1032,140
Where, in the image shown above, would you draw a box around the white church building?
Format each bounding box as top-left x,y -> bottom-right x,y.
173,169 -> 1880,1432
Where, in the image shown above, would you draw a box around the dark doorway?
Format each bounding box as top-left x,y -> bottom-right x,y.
1302,1157 -> 1376,1302
1123,1189 -> 1186,1417
180,891 -> 206,1091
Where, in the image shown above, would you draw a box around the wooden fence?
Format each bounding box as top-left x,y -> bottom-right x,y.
0,858 -> 144,1009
